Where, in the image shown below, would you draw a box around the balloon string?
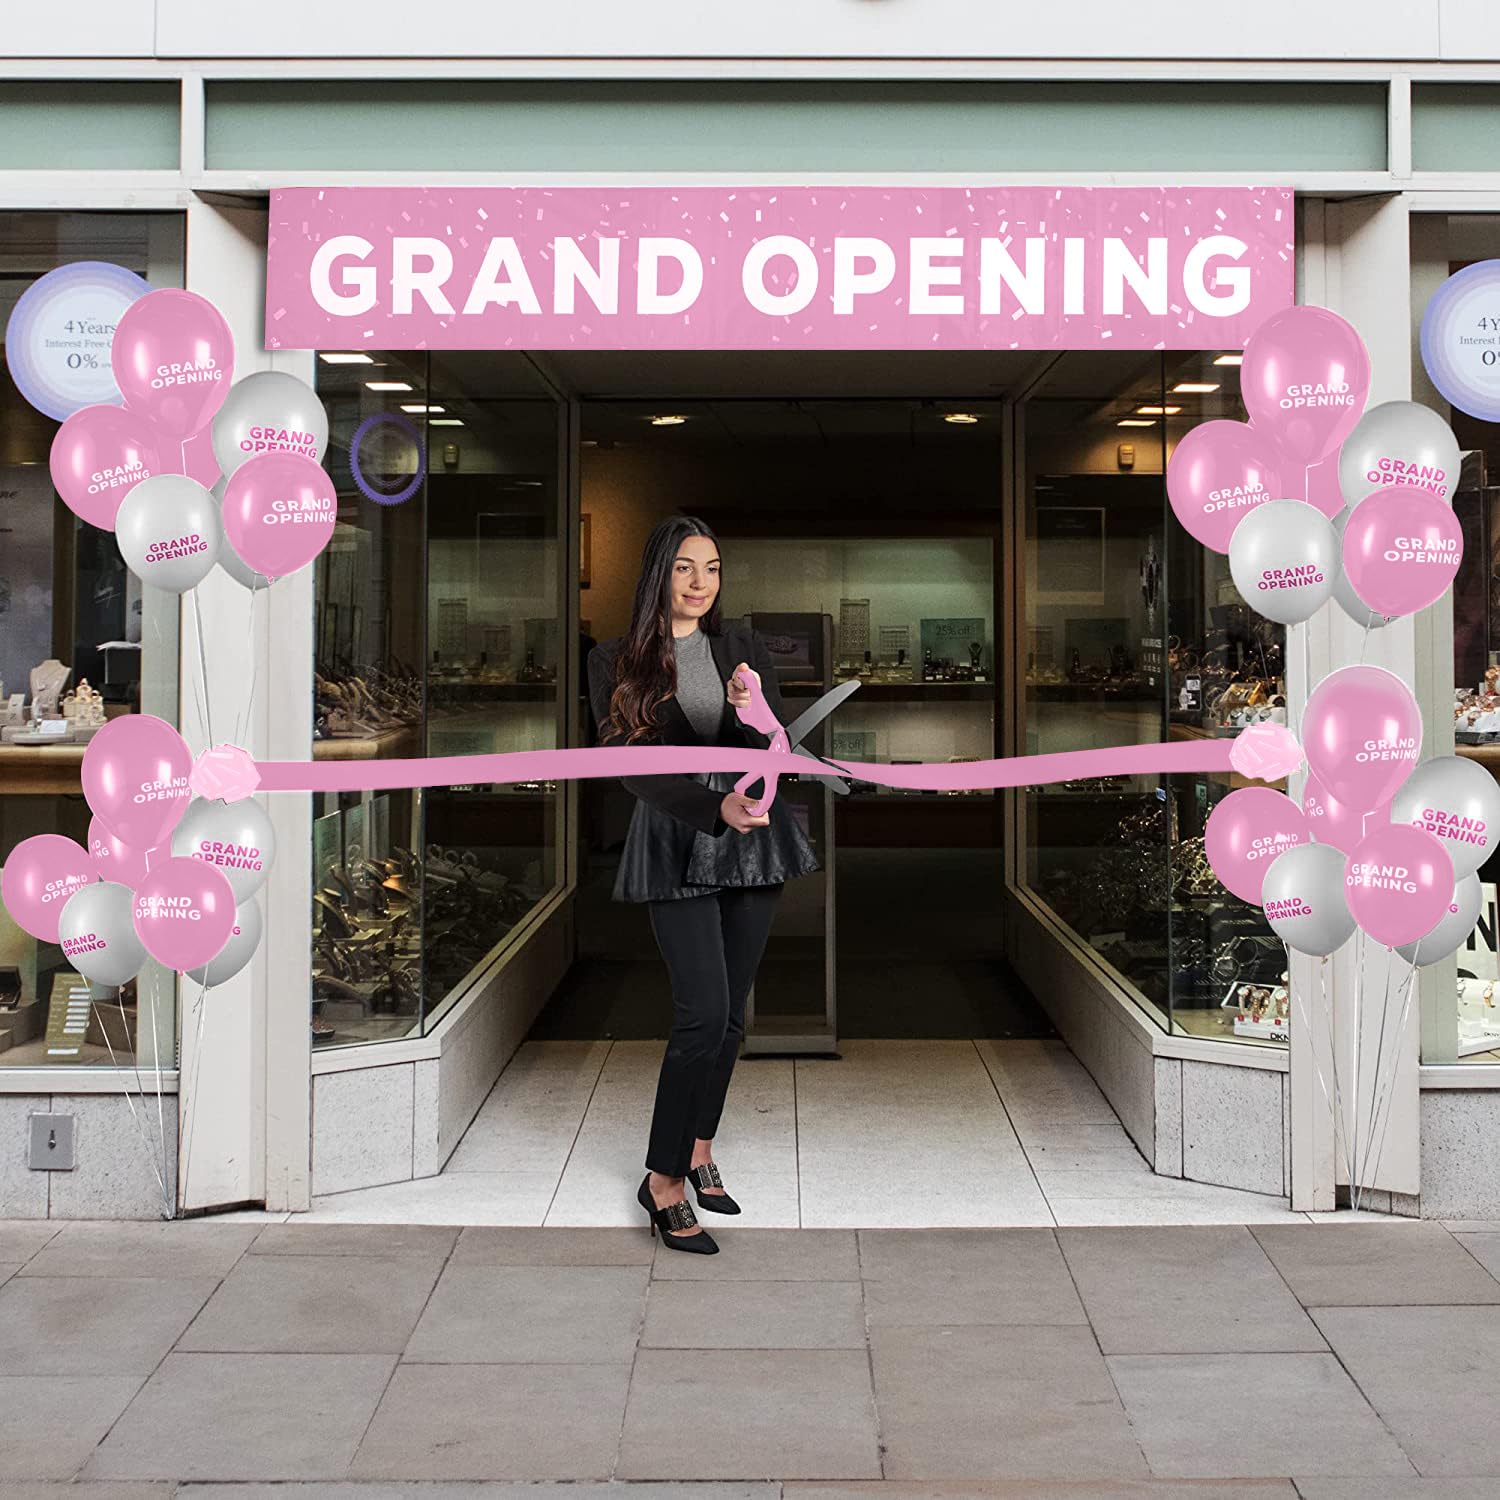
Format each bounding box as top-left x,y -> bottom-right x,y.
233,587 -> 261,750
145,964 -> 172,1219
180,979 -> 211,1213
1286,945 -> 1348,1179
97,980 -> 171,1214
1354,947 -> 1396,1211
1363,957 -> 1421,1212
191,587 -> 214,750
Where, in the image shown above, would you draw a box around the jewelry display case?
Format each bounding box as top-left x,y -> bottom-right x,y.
310,350 -> 566,1049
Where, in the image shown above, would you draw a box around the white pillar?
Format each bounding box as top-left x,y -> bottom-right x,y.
180,197 -> 314,1212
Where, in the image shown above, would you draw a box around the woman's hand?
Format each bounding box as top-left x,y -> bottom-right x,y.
720,791 -> 770,833
726,661 -> 759,711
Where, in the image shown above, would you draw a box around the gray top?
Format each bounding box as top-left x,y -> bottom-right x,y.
672,627 -> 724,739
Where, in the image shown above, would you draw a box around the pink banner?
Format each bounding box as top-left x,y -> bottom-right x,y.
266,185 -> 1293,353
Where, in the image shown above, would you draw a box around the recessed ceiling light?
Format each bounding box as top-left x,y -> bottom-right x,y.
319,352 -> 374,365
1213,354 -> 1244,366
1117,418 -> 1156,428
943,412 -> 981,425
400,404 -> 445,414
1171,382 -> 1220,395
366,380 -> 414,392
429,418 -> 464,427
649,414 -> 689,426
1135,406 -> 1182,416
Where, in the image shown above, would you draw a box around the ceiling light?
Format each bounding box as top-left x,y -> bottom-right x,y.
319,352 -> 374,365
400,404 -> 445,414
429,418 -> 464,427
943,412 -> 981,425
649,414 -> 689,426
366,380 -> 414,392
1213,354 -> 1244,366
1117,418 -> 1156,428
1171,382 -> 1220,395
1135,406 -> 1182,416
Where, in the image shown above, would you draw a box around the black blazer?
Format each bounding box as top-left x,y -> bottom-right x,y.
586,621 -> 785,837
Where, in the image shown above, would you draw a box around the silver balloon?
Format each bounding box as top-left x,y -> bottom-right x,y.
1262,842 -> 1356,957
57,881 -> 147,987
1390,755 -> 1500,881
1330,511 -> 1393,632
1397,873 -> 1483,966
210,477 -> 271,591
171,795 -> 276,901
212,370 -> 330,479
1338,399 -> 1461,510
114,474 -> 222,595
1228,499 -> 1337,625
186,898 -> 262,986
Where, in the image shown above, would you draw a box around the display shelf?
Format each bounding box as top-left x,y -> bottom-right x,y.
784,681 -> 994,701
1168,722 -> 1286,791
1026,682 -> 1160,704
0,744 -> 86,795
313,726 -> 421,761
427,679 -> 558,699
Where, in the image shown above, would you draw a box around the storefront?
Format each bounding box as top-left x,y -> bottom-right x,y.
4,28 -> 1500,1221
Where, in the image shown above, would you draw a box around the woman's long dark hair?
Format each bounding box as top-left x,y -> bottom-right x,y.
601,514 -> 724,745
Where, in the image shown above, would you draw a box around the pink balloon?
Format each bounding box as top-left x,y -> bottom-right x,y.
1303,774 -> 1390,855
1303,455 -> 1346,521
221,451 -> 337,581
1166,420 -> 1283,552
1242,305 -> 1370,466
131,857 -> 236,973
112,289 -> 234,439
87,816 -> 155,889
81,714 -> 193,850
1346,823 -> 1454,948
1303,665 -> 1422,814
1342,484 -> 1464,619
48,403 -> 164,530
1205,787 -> 1311,904
1,835 -> 96,943
158,427 -> 222,490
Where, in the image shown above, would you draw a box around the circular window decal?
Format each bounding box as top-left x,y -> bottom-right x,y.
4,261 -> 152,421
349,412 -> 425,507
1420,260 -> 1500,424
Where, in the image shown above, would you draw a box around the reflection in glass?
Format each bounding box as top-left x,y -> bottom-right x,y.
310,351 -> 563,1048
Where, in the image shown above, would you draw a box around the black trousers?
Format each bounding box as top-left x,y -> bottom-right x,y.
644,882 -> 783,1176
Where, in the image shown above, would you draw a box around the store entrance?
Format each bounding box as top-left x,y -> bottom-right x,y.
528,349 -> 1053,1051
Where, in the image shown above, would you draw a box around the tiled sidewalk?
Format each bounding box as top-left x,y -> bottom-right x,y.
2,1218 -> 1499,1494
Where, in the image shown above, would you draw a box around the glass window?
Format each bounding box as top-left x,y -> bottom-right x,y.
1413,211 -> 1500,1064
1020,349 -> 1290,1048
0,211 -> 184,1068
310,349 -> 565,1049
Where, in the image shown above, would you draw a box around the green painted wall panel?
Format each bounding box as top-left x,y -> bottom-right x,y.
0,83 -> 179,170
206,80 -> 1386,174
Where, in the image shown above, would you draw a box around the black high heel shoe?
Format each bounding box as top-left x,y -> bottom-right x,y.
686,1161 -> 741,1215
638,1174 -> 718,1255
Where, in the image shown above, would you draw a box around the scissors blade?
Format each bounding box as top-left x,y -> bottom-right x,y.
790,744 -> 852,794
782,678 -> 862,751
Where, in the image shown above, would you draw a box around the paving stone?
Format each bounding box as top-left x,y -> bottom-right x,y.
1107,1352 -> 1414,1478
1312,1305 -> 1500,1476
617,1348 -> 880,1480
403,1263 -> 647,1363
0,1376 -> 145,1478
0,1275 -> 218,1375
1250,1224 -> 1500,1306
1058,1227 -> 1326,1353
651,1228 -> 859,1280
859,1228 -> 1086,1327
248,1223 -> 460,1258
348,1362 -> 631,1480
451,1225 -> 654,1265
870,1325 -> 1147,1480
18,1221 -> 258,1279
1452,1233 -> 1500,1283
82,1353 -> 395,1479
176,1251 -> 443,1353
642,1278 -> 865,1348
781,1484 -> 1299,1498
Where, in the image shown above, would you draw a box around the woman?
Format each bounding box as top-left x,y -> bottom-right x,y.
587,515 -> 820,1255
